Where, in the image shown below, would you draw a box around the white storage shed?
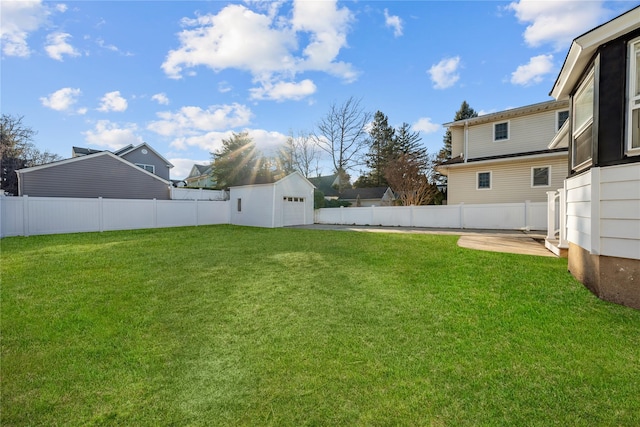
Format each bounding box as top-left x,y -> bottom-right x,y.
229,172 -> 315,228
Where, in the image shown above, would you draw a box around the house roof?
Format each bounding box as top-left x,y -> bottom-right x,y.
16,151 -> 171,184
307,174 -> 339,196
117,142 -> 174,168
190,164 -> 212,176
437,148 -> 568,173
550,5 -> 640,99
228,171 -> 315,190
443,100 -> 569,128
339,187 -> 392,200
72,146 -> 103,156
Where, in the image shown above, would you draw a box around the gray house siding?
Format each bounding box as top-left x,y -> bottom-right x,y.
120,146 -> 171,180
19,154 -> 170,199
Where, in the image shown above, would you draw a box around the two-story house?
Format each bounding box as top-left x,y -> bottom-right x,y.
548,6 -> 640,309
17,142 -> 174,199
185,164 -> 216,188
439,100 -> 570,205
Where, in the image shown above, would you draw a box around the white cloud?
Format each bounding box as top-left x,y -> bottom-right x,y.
384,9 -> 403,37
249,79 -> 317,101
428,56 -> 461,89
55,4 -> 68,13
40,87 -> 83,113
413,117 -> 440,134
147,103 -> 253,145
151,93 -> 170,105
0,0 -> 49,57
83,120 -> 143,150
45,32 -> 80,61
511,54 -> 554,86
507,0 -> 610,51
162,0 -> 357,100
98,91 -> 128,112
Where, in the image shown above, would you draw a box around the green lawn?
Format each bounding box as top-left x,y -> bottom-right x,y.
2,225 -> 639,426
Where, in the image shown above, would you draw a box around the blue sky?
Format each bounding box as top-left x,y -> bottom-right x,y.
2,0 -> 637,180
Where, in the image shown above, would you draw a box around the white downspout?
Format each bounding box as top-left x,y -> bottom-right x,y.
463,121 -> 469,163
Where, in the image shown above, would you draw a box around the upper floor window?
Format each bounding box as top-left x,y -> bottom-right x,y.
572,68 -> 594,170
494,122 -> 509,141
477,171 -> 491,190
136,163 -> 155,174
557,110 -> 569,130
627,37 -> 640,154
531,166 -> 550,187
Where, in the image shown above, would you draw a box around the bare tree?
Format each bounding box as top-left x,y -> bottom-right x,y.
1,114 -> 62,195
385,152 -> 439,206
313,97 -> 372,193
280,130 -> 319,177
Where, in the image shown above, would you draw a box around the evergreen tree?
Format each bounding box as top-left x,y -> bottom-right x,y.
359,110 -> 395,187
212,132 -> 280,188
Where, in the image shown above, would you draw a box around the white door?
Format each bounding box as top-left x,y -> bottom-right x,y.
283,196 -> 305,226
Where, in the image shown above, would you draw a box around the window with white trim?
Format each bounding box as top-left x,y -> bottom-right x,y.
135,163 -> 155,174
628,37 -> 640,154
557,110 -> 569,131
477,171 -> 491,189
493,122 -> 509,141
572,68 -> 594,170
531,166 -> 550,187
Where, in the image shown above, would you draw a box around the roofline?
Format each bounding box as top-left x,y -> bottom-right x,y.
443,99 -> 569,127
437,149 -> 567,172
117,142 -> 175,168
228,171 -> 316,189
550,6 -> 640,99
16,151 -> 171,185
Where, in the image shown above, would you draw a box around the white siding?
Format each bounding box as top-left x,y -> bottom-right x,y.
451,127 -> 465,159
566,170 -> 593,252
447,156 -> 567,204
467,109 -> 563,159
599,164 -> 640,260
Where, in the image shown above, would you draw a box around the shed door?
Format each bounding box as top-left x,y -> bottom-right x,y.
283,196 -> 305,226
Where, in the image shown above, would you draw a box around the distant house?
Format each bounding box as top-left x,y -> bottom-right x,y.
230,171 -> 315,228
439,100 -> 570,204
17,142 -> 174,199
308,174 -> 340,199
339,187 -> 396,207
185,164 -> 216,188
72,143 -> 174,181
547,6 -> 640,309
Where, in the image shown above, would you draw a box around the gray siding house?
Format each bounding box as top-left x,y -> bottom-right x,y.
17,151 -> 171,199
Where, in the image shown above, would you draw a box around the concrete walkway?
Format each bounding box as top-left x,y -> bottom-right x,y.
289,224 -> 555,257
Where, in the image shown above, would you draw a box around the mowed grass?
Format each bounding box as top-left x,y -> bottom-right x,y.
2,225 -> 639,426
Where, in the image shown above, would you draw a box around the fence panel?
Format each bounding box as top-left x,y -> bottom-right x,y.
1,196 -> 231,237
315,202 -> 547,231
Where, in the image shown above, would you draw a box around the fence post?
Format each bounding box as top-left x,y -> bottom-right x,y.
99,197 -> 104,232
546,191 -> 556,240
22,195 -> 30,237
153,198 -> 158,228
559,185 -> 568,248
339,205 -> 344,224
371,205 -> 375,225
195,199 -> 199,226
524,200 -> 530,231
459,202 -> 464,229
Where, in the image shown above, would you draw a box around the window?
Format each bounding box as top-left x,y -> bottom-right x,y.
477,171 -> 491,189
532,166 -> 550,187
557,110 -> 569,130
572,69 -> 594,169
628,37 -> 640,154
135,163 -> 155,174
237,198 -> 242,212
494,122 -> 509,141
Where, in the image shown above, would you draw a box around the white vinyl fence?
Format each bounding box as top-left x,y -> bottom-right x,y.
170,187 -> 228,200
1,196 -> 230,237
315,201 -> 547,231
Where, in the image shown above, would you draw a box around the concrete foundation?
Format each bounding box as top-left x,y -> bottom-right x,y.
568,243 -> 640,310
